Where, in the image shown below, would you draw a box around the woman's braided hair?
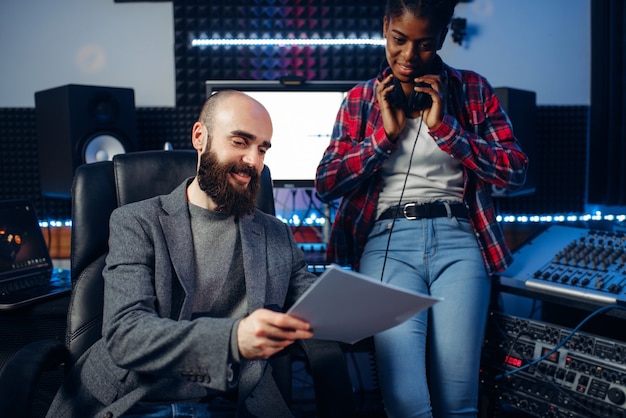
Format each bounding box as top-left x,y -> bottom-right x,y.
384,0 -> 459,30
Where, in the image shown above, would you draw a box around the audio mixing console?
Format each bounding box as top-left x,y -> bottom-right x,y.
499,225 -> 626,306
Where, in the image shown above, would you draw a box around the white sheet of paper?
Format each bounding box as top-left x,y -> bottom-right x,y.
287,265 -> 440,344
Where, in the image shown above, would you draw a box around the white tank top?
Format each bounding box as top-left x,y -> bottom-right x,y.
377,117 -> 464,217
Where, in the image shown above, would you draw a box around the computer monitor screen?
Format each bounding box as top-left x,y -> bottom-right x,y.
206,80 -> 358,188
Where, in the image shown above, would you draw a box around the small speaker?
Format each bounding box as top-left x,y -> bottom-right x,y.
35,84 -> 138,198
491,87 -> 537,198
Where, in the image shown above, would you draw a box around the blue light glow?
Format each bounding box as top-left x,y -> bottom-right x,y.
39,220 -> 72,228
276,213 -> 326,227
495,212 -> 626,224
36,211 -> 626,231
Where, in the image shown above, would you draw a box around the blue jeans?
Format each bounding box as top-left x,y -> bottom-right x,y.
359,216 -> 491,418
121,400 -> 237,418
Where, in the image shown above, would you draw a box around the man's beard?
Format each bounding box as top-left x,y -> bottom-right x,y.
197,149 -> 260,218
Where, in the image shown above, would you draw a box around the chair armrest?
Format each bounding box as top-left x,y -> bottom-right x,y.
0,340 -> 68,418
297,339 -> 356,418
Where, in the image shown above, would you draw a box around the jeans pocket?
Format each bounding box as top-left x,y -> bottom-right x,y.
449,216 -> 475,235
367,219 -> 394,241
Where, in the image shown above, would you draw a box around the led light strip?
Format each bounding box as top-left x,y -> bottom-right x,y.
191,38 -> 385,47
277,212 -> 626,227
39,220 -> 72,228
37,213 -> 626,229
498,212 -> 626,223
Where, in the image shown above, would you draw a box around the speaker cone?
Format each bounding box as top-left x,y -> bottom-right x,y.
83,134 -> 127,163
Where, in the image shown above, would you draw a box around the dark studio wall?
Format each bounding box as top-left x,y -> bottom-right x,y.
173,1 -> 385,107
0,0 -> 588,221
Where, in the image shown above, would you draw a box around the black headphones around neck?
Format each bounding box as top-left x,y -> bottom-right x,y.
377,56 -> 443,113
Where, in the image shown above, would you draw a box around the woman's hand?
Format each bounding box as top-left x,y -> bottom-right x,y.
376,73 -> 407,142
414,74 -> 446,130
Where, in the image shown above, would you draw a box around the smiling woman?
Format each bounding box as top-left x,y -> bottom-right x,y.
314,1 -> 529,417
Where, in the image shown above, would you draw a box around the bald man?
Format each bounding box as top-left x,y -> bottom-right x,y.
47,91 -> 316,418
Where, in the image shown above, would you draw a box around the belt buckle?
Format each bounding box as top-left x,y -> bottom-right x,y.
403,203 -> 418,220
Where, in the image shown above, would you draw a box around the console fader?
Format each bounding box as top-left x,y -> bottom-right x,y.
481,312 -> 626,417
499,225 -> 626,306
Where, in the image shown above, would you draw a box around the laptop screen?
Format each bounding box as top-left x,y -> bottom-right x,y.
0,200 -> 53,281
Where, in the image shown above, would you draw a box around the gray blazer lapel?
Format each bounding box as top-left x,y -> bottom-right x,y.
160,183 -> 195,319
240,214 -> 267,312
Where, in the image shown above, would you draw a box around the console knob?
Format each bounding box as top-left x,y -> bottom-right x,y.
608,387 -> 626,405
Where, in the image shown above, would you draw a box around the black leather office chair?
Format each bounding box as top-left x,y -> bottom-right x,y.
0,150 -> 354,417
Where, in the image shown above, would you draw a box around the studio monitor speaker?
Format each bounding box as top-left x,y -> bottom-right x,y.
492,87 -> 537,198
35,84 -> 138,198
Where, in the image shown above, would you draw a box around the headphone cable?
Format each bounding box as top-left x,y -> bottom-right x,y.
379,118 -> 423,282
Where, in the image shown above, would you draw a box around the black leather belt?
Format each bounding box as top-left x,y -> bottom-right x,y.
378,202 -> 468,221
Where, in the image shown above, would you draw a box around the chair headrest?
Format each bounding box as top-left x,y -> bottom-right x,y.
114,150 -> 198,206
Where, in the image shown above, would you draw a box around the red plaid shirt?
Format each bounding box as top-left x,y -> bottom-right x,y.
315,64 -> 529,275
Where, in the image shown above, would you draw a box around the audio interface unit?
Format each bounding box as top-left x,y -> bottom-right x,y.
481,311 -> 626,417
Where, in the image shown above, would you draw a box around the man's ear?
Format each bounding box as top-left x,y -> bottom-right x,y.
437,27 -> 449,50
191,122 -> 206,151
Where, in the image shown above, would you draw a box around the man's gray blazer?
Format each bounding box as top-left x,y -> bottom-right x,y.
46,179 -> 316,418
